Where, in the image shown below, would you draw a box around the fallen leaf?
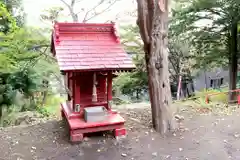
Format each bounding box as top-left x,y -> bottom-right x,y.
234,134 -> 240,138
152,152 -> 157,157
175,115 -> 184,121
121,153 -> 127,157
84,137 -> 90,142
165,155 -> 171,159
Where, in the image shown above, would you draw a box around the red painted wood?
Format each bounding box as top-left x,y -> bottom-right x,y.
107,72 -> 113,100
68,113 -> 125,130
58,23 -> 113,26
61,101 -> 125,130
71,123 -> 124,135
70,132 -> 83,142
74,76 -> 81,107
206,89 -> 240,104
238,95 -> 240,105
72,73 -> 76,111
114,128 -> 126,137
51,22 -> 135,71
52,22 -> 132,142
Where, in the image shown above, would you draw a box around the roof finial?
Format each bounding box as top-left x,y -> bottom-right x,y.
112,21 -> 120,43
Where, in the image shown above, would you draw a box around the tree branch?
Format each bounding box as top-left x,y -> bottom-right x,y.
29,45 -> 57,61
29,44 -> 73,98
136,0 -> 150,45
82,0 -> 105,22
51,72 -> 73,98
169,56 -> 179,75
60,0 -> 70,8
82,0 -> 118,22
71,0 -> 76,7
60,0 -> 78,21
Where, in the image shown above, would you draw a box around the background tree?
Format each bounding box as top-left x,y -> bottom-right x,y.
0,2 -> 17,33
136,0 -> 176,133
0,2 -> 58,121
171,0 -> 240,100
40,0 -> 122,23
168,36 -> 196,98
115,21 -> 195,101
0,0 -> 25,27
113,25 -> 148,100
60,0 -> 120,22
40,7 -> 64,25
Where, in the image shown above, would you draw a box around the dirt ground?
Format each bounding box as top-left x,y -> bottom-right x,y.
1,103 -> 240,160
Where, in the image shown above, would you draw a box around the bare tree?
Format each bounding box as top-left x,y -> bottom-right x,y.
136,0 -> 176,133
40,7 -> 64,25
60,0 -> 120,22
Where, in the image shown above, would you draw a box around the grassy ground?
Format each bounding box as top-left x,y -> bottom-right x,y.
0,94 -> 65,127
41,95 -> 65,117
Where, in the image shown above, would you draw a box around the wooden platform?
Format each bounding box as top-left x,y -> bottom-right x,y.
61,102 -> 126,142
68,114 -> 125,130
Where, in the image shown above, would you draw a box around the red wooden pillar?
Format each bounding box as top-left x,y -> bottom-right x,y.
107,72 -> 113,109
74,73 -> 81,112
67,72 -> 71,101
75,76 -> 80,104
72,73 -> 76,111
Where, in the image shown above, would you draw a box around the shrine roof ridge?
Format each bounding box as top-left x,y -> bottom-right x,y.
54,22 -> 116,33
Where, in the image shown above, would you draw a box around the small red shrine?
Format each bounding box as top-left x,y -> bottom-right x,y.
50,22 -> 135,142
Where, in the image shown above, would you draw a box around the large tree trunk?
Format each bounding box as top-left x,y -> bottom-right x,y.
137,0 -> 176,133
0,106 -> 2,120
229,22 -> 238,101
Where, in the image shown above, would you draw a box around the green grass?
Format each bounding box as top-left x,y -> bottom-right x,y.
195,88 -> 228,104
172,88 -> 231,113
0,94 -> 66,127
39,94 -> 65,117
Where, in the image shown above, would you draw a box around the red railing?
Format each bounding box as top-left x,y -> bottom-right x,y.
205,89 -> 240,104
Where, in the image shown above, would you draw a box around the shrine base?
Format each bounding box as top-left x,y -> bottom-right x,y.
61,102 -> 126,142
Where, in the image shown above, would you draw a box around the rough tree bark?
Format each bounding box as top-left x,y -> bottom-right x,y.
228,22 -> 238,101
0,107 -> 2,120
137,0 -> 176,133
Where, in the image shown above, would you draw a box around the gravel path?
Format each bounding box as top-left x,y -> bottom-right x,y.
1,104 -> 240,160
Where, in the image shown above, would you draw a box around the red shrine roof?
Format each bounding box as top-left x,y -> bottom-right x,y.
50,22 -> 135,72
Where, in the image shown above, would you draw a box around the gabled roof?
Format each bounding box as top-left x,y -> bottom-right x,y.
51,22 -> 135,72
